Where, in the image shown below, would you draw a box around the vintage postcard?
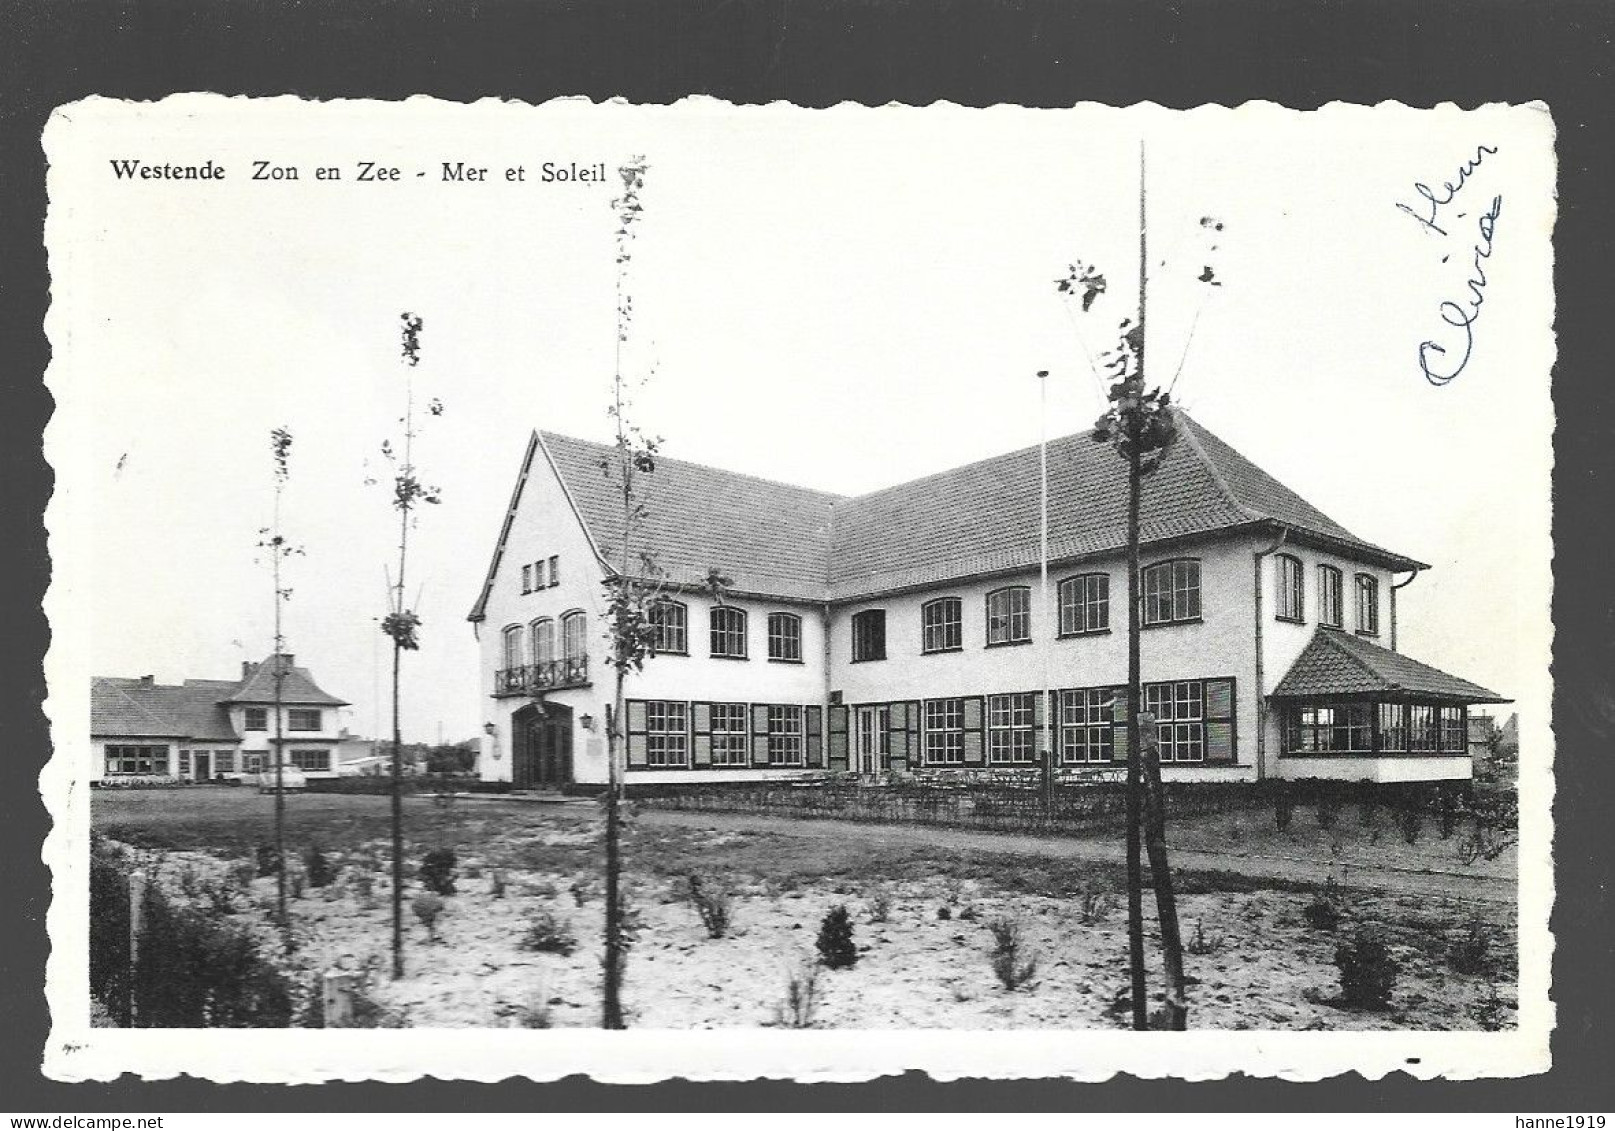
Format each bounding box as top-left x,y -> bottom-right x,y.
41,96 -> 1555,1082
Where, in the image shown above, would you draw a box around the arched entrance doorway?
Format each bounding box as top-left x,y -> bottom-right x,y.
512,702 -> 574,789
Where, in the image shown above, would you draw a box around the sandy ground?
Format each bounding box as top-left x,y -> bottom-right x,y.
106,823 -> 1518,1031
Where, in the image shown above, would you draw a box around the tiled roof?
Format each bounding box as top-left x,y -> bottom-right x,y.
91,678 -> 242,740
471,415 -> 1424,614
539,431 -> 841,601
1271,628 -> 1507,703
225,655 -> 349,706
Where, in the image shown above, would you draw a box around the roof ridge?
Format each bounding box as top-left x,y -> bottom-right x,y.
1175,415 -> 1263,523
541,430 -> 846,502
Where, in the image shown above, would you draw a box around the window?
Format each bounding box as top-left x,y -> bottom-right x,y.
530,617 -> 555,665
1440,706 -> 1466,752
1378,703 -> 1408,751
1142,560 -> 1202,626
502,624 -> 524,669
177,749 -> 192,775
921,597 -> 962,653
709,606 -> 748,658
244,707 -> 268,732
851,609 -> 886,662
1285,704 -> 1372,753
709,702 -> 750,767
1318,565 -> 1344,628
1275,554 -> 1305,622
987,693 -> 1037,765
1058,573 -> 1110,636
104,744 -> 169,775
561,611 -> 588,661
767,612 -> 802,662
1143,680 -> 1205,762
289,748 -> 331,772
214,750 -> 235,774
288,708 -> 322,732
650,601 -> 688,655
533,559 -> 546,589
548,555 -> 559,586
1409,704 -> 1437,752
986,586 -> 1031,645
923,698 -> 964,765
521,563 -> 533,593
1058,687 -> 1115,764
243,751 -> 266,774
646,701 -> 689,767
767,705 -> 804,766
1356,574 -> 1380,635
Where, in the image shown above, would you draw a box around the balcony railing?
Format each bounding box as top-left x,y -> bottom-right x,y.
494,656 -> 590,697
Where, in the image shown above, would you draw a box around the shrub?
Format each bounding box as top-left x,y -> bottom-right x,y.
1302,892 -> 1342,932
1449,919 -> 1495,975
255,842 -> 282,878
816,905 -> 858,969
1079,890 -> 1115,925
1274,791 -> 1294,832
1357,796 -> 1378,829
570,879 -> 596,906
1186,919 -> 1223,956
230,860 -> 258,890
866,886 -> 893,923
775,960 -> 822,1028
489,868 -> 508,899
304,844 -> 336,888
1439,793 -> 1461,840
350,869 -> 376,908
419,847 -> 457,896
936,905 -> 952,921
1315,791 -> 1341,830
1473,981 -> 1509,1031
412,893 -> 446,941
686,873 -> 735,939
288,869 -> 306,900
515,995 -> 554,1029
1398,806 -> 1423,846
520,909 -> 578,956
1334,927 -> 1398,1010
987,918 -> 1038,990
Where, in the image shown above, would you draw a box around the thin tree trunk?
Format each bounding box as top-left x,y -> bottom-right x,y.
602,699 -> 625,1029
1140,721 -> 1188,1029
1125,437 -> 1147,1030
391,636 -> 404,980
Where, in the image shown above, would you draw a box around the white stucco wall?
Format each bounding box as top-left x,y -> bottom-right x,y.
830,537 -> 1263,777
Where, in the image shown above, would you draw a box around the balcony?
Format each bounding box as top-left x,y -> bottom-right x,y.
494,656 -> 590,697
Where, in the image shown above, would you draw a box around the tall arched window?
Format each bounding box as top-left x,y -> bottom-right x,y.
560,610 -> 587,661
767,612 -> 802,662
501,624 -> 524,671
1317,565 -> 1343,628
709,606 -> 748,658
649,600 -> 688,655
530,617 -> 555,666
1275,554 -> 1305,622
1141,559 -> 1202,626
1355,574 -> 1380,635
986,586 -> 1032,645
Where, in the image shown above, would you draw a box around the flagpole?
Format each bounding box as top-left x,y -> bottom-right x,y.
1037,369 -> 1053,811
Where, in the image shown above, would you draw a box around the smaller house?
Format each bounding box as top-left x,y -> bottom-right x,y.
91,653 -> 349,783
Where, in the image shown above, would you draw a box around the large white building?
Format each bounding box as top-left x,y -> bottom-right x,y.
468,418 -> 1505,789
90,654 -> 349,782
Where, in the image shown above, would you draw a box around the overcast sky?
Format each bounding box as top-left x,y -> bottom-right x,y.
46,98 -> 1555,746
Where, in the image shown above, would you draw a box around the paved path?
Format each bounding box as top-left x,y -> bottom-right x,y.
638,807 -> 1515,904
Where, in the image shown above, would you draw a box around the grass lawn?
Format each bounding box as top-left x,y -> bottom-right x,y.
91,786 -> 1518,1031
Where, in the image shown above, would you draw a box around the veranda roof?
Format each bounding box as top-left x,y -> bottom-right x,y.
1271,628 -> 1507,704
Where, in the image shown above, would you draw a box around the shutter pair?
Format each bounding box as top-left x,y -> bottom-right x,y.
1108,678 -> 1237,764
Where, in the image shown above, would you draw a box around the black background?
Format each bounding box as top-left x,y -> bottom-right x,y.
3,0 -> 1611,1111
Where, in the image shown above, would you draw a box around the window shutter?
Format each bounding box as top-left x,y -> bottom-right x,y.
1035,692 -> 1047,728
752,703 -> 771,766
626,699 -> 649,768
805,705 -> 824,768
1111,689 -> 1130,763
887,703 -> 908,766
962,696 -> 985,765
827,704 -> 849,770
1205,678 -> 1236,763
692,702 -> 713,767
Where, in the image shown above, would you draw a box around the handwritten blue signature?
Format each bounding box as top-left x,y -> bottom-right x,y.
1396,145 -> 1503,386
